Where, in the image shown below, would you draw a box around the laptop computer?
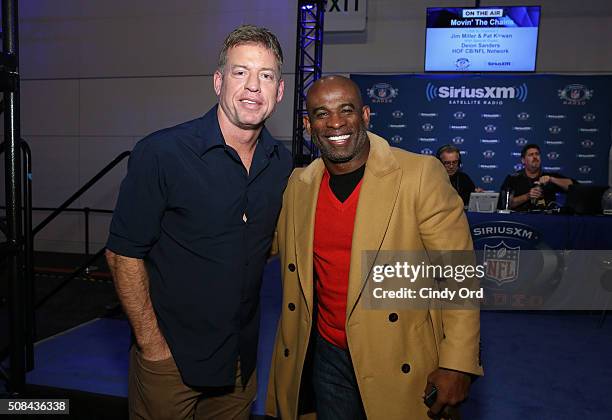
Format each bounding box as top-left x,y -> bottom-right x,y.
468,192 -> 500,213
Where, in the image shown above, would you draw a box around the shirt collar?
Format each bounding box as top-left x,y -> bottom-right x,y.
195,104 -> 279,158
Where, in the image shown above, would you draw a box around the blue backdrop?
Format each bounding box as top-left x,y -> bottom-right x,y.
350,74 -> 612,191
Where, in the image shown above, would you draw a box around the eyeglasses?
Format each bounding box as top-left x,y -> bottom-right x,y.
442,160 -> 459,167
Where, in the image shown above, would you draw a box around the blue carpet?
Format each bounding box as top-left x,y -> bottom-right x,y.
26,318 -> 130,397
463,312 -> 612,419
22,258 -> 612,418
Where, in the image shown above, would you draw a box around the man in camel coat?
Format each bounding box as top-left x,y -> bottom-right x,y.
266,75 -> 483,420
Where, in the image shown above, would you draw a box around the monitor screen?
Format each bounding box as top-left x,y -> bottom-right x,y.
425,6 -> 541,72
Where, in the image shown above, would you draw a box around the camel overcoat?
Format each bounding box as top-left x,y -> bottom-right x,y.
266,133 -> 483,419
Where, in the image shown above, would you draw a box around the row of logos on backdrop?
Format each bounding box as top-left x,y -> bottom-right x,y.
369,109 -> 601,174
387,109 -> 597,122
367,82 -> 595,106
352,75 -> 611,188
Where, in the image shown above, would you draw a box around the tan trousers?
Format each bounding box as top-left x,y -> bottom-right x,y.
128,347 -> 256,420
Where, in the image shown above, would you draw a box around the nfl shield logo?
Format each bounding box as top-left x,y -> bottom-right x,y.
484,241 -> 520,286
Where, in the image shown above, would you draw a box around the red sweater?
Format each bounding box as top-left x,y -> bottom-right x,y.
313,170 -> 362,349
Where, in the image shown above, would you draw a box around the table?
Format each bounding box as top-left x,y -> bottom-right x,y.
467,212 -> 612,250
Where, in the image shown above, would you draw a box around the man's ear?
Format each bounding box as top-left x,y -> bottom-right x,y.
361,105 -> 371,128
276,78 -> 285,103
213,70 -> 223,96
303,115 -> 312,135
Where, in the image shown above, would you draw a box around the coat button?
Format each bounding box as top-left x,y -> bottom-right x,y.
288,303 -> 296,311
284,348 -> 290,357
388,313 -> 398,322
288,263 -> 296,272
401,363 -> 411,373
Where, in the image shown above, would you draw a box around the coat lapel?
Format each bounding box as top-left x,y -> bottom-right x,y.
293,159 -> 325,315
346,133 -> 402,317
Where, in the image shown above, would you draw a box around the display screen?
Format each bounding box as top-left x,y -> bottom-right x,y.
425,6 -> 541,72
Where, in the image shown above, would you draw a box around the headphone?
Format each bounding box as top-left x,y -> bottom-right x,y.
436,144 -> 462,167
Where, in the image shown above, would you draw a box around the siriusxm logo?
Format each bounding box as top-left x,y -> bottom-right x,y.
515,138 -> 528,146
547,151 -> 560,160
577,180 -> 593,184
517,112 -> 530,120
426,83 -> 528,102
456,57 -> 470,69
418,138 -> 437,143
579,165 -> 592,174
545,141 -> 564,146
581,139 -> 594,148
419,112 -> 438,117
389,124 -> 406,128
421,148 -> 434,155
481,175 -> 494,184
483,150 -> 495,159
392,110 -> 404,118
514,163 -> 524,171
583,113 -> 596,122
543,166 -> 562,171
484,124 -> 497,133
450,125 -> 469,130
422,123 -> 434,132
580,128 -> 599,133
513,126 -> 532,131
549,126 -> 562,134
511,152 -> 521,157
482,113 -> 501,118
453,111 -> 466,120
452,136 -> 464,145
577,154 -> 596,159
479,164 -> 498,169
480,139 -> 500,144
546,114 -> 566,119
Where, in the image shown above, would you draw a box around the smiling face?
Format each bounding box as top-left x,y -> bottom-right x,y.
521,147 -> 541,175
304,76 -> 370,174
214,43 -> 284,131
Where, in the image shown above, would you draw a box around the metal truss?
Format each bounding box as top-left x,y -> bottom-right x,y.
292,0 -> 325,166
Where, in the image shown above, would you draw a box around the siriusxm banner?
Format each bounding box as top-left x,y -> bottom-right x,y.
350,74 -> 612,191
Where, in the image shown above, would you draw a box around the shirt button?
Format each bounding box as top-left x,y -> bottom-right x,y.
388,313 -> 398,322
288,263 -> 296,272
401,363 -> 411,374
284,348 -> 290,357
288,303 -> 296,311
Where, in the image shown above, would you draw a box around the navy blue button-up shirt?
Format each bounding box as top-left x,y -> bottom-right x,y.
106,105 -> 292,387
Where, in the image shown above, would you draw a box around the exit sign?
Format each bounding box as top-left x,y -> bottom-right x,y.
325,0 -> 367,32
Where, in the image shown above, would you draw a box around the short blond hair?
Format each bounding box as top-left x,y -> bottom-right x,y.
218,24 -> 283,73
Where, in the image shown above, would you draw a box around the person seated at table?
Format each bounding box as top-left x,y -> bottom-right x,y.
500,143 -> 573,211
436,144 -> 482,205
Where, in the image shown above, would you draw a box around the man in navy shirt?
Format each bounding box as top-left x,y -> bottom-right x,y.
500,144 -> 573,211
105,25 -> 292,419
